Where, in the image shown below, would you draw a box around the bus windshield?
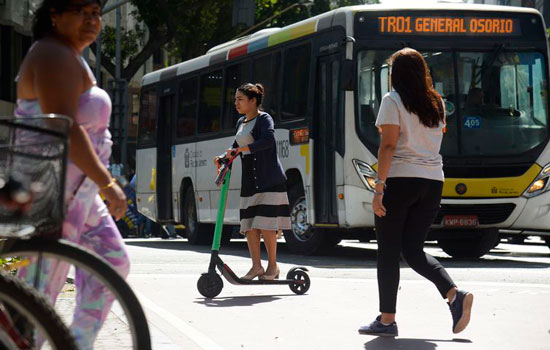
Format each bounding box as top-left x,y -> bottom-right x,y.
357,49 -> 549,158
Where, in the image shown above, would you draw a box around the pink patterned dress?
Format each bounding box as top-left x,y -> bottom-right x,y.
15,56 -> 130,350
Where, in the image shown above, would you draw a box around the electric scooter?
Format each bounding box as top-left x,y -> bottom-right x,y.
197,152 -> 311,298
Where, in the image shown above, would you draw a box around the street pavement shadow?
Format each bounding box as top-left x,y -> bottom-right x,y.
124,238 -> 379,268
364,337 -> 472,350
194,294 -> 297,307
124,239 -> 550,269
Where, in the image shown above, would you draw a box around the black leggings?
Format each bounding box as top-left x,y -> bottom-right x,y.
375,177 -> 456,313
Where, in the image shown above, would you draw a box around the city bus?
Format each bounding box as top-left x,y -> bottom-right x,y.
136,3 -> 550,257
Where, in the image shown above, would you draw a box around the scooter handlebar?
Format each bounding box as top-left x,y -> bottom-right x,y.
214,151 -> 237,186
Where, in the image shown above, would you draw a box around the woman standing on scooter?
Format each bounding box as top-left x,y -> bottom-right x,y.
215,83 -> 291,280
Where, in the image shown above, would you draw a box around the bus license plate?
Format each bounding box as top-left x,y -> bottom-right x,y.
443,215 -> 479,227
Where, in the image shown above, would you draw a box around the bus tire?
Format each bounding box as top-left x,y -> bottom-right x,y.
182,186 -> 210,245
283,186 -> 340,255
437,229 -> 499,258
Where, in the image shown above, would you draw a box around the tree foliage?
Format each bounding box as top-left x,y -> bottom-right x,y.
100,22 -> 146,66
255,0 -> 377,28
97,0 -> 378,82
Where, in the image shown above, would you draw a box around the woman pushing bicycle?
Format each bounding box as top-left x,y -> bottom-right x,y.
14,0 -> 130,348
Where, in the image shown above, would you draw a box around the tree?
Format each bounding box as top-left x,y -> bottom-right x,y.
255,0 -> 378,28
94,0 -> 226,82
96,0 -> 378,83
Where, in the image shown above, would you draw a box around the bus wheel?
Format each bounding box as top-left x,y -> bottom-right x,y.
437,229 -> 499,258
182,186 -> 209,245
283,187 -> 340,255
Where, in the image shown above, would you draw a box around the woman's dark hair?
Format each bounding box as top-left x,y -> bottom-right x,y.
237,83 -> 264,108
388,48 -> 444,128
32,0 -> 101,41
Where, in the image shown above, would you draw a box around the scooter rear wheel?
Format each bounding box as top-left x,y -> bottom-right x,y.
287,270 -> 310,295
197,273 -> 224,298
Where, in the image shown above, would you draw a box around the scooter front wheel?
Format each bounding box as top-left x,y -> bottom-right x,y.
287,269 -> 310,295
197,272 -> 224,298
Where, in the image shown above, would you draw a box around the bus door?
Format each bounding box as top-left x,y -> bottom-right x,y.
156,89 -> 175,221
314,53 -> 341,224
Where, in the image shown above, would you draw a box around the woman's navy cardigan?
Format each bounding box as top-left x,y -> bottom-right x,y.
232,112 -> 287,191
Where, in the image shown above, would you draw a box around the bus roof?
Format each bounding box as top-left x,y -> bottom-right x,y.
141,3 -> 541,87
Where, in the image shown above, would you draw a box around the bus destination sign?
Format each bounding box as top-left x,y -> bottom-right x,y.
377,16 -> 520,36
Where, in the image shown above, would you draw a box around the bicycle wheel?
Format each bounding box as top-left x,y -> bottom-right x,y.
0,271 -> 77,349
0,238 -> 151,350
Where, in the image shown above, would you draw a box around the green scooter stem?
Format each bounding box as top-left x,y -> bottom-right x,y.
211,168 -> 231,252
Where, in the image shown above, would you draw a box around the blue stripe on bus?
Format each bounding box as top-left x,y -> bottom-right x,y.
248,37 -> 269,54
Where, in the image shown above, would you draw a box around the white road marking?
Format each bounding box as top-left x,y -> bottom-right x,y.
135,291 -> 224,350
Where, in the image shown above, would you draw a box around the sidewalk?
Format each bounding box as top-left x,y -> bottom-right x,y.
55,282 -> 180,350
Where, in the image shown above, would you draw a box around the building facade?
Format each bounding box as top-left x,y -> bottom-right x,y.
0,0 -> 166,175
0,0 -> 38,115
467,0 -> 549,24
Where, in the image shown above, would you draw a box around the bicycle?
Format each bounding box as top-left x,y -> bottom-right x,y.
0,269 -> 77,349
0,115 -> 151,349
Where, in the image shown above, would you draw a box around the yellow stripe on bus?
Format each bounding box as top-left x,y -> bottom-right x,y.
370,162 -> 540,198
442,163 -> 540,198
300,144 -> 310,175
268,21 -> 316,47
150,168 -> 156,191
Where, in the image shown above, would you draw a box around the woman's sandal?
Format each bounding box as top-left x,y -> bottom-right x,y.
259,267 -> 280,281
241,266 -> 265,280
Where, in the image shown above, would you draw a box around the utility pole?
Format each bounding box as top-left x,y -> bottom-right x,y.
114,2 -> 125,172
97,0 -> 130,177
96,0 -> 130,83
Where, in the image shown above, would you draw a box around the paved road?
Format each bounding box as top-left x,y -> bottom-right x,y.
118,237 -> 550,350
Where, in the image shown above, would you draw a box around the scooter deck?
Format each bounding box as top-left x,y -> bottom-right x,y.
218,262 -> 307,286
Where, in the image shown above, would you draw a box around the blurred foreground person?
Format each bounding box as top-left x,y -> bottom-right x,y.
15,0 -> 130,348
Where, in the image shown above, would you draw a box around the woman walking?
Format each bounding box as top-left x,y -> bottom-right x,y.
358,48 -> 473,336
15,1 -> 130,348
215,83 -> 291,281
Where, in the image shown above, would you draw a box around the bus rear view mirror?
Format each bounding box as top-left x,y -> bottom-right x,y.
340,59 -> 355,91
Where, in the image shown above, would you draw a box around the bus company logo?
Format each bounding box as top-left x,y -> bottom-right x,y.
455,183 -> 467,195
491,187 -> 498,194
184,148 -> 190,168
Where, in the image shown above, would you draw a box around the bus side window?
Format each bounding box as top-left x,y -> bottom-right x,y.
177,77 -> 198,138
223,62 -> 251,130
198,70 -> 223,134
253,52 -> 280,121
137,89 -> 157,147
281,43 -> 311,121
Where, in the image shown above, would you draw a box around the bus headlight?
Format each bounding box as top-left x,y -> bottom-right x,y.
352,159 -> 377,191
524,164 -> 550,198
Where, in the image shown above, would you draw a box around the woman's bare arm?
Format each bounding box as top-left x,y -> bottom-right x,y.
27,42 -> 126,219
376,124 -> 400,183
32,44 -> 112,188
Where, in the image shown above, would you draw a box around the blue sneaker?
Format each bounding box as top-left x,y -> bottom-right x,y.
358,315 -> 398,336
449,290 -> 474,334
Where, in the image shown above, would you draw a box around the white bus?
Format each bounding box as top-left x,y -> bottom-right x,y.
136,3 -> 550,257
